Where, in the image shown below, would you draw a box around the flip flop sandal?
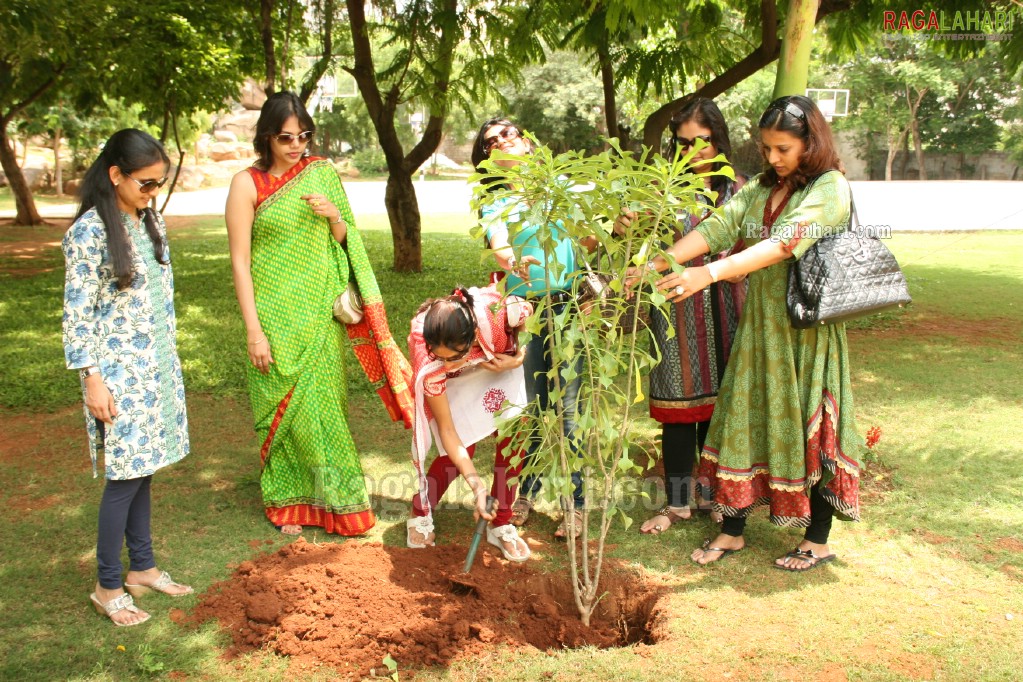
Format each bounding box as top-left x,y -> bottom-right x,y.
691,538 -> 744,565
486,523 -> 531,562
773,547 -> 837,572
509,497 -> 532,527
90,592 -> 151,627
406,516 -> 435,549
640,505 -> 691,534
554,509 -> 584,541
124,570 -> 193,598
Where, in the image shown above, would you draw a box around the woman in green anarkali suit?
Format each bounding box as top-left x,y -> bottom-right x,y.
644,95 -> 864,571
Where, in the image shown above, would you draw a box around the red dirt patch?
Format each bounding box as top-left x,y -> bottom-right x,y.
995,537 -> 1023,553
849,313 -> 1022,345
189,538 -> 667,679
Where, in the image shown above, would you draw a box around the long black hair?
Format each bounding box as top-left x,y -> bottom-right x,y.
418,286 -> 477,353
74,129 -> 170,290
666,97 -> 736,198
253,91 -> 316,171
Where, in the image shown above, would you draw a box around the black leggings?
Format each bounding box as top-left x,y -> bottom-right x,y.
720,483 -> 835,545
96,476 -> 156,589
661,421 -> 711,508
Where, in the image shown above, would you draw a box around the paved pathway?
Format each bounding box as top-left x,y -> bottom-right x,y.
5,179 -> 1021,231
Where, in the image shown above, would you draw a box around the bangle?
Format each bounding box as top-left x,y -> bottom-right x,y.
331,214 -> 346,225
645,260 -> 659,272
707,261 -> 723,283
507,257 -> 518,270
80,366 -> 101,378
248,337 -> 267,346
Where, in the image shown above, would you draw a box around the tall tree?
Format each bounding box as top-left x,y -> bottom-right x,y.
340,0 -> 545,271
0,0 -> 92,225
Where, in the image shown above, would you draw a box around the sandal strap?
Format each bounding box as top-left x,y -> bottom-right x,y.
407,515 -> 434,534
489,524 -> 521,543
99,593 -> 140,616
784,547 -> 820,560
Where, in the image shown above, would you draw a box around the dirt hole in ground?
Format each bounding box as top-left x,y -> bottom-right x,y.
189,538 -> 668,678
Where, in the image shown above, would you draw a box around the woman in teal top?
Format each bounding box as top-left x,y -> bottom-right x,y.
642,96 -> 864,571
471,117 -> 590,539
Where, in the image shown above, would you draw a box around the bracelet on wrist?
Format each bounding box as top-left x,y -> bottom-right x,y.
248,337 -> 267,346
80,366 -> 101,378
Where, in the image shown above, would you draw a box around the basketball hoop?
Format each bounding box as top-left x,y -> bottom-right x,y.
805,88 -> 850,124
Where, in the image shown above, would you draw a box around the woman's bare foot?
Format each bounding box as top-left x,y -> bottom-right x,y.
279,524 -> 302,535
690,533 -> 745,565
640,505 -> 692,534
93,583 -> 150,626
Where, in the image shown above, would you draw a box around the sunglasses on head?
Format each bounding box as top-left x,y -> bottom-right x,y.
427,343 -> 471,363
483,126 -> 521,154
272,131 -> 314,144
122,171 -> 168,194
675,134 -> 713,150
759,99 -> 808,128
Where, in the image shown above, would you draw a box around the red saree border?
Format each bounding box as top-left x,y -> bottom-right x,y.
260,385 -> 297,466
265,504 -> 376,536
248,156 -> 319,208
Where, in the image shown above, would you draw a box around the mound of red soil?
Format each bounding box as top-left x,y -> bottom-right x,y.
190,538 -> 666,678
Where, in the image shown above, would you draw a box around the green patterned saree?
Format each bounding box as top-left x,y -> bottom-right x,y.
247,157 -> 412,534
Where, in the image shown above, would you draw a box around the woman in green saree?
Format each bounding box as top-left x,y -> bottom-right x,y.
226,92 -> 412,536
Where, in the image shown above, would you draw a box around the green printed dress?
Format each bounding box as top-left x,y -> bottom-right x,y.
246,156 -> 412,535
694,171 -> 864,526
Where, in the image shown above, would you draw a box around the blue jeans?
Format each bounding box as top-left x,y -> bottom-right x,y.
519,303 -> 584,509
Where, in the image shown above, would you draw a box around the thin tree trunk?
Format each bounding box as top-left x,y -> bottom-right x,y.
160,112 -> 185,214
280,0 -> 296,88
0,126 -> 45,225
54,125 -> 63,195
773,0 -> 820,98
597,44 -> 618,141
261,0 -> 277,95
299,0 -> 336,104
908,86 -> 928,181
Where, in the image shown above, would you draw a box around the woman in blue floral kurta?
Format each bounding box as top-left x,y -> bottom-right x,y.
63,129 -> 191,627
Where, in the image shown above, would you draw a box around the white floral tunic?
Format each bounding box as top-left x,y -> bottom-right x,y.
62,208 -> 189,480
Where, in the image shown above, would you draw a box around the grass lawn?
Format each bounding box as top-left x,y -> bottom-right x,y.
0,218 -> 1020,681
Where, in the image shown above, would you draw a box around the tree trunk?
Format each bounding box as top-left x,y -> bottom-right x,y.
0,126 -> 45,225
773,0 -> 820,98
908,86 -> 928,181
597,44 -> 618,141
299,0 -> 336,104
260,0 -> 277,95
384,170 -> 422,272
53,125 -> 63,195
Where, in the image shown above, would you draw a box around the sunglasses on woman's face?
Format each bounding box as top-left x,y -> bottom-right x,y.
427,344 -> 471,363
676,134 -> 713,150
122,172 -> 168,194
483,127 -> 521,154
272,131 -> 314,144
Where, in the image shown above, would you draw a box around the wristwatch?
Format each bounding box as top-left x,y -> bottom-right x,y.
80,366 -> 101,379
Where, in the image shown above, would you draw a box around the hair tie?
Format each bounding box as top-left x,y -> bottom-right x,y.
452,288 -> 467,302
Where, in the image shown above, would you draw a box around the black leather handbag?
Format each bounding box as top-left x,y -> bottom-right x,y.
786,197 -> 911,328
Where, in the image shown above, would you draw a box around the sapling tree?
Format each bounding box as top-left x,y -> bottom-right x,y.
471,138 -> 730,626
